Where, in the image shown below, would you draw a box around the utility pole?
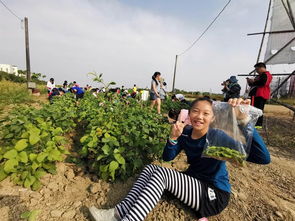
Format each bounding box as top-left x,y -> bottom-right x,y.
172,55 -> 178,93
24,17 -> 31,87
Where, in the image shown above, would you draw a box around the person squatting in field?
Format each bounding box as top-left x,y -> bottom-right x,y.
89,97 -> 271,221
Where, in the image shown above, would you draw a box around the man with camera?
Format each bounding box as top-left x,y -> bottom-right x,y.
246,62 -> 273,128
221,76 -> 241,102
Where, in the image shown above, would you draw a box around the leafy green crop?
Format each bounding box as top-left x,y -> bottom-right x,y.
0,94 -> 75,189
204,146 -> 246,165
77,93 -> 169,181
0,88 -> 170,188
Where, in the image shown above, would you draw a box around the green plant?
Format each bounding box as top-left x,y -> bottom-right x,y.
204,146 -> 246,165
0,116 -> 69,190
21,209 -> 40,221
77,94 -> 169,181
0,94 -> 76,190
0,77 -> 171,188
87,72 -> 116,91
162,98 -> 190,113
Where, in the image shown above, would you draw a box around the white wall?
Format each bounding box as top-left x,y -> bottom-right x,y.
0,64 -> 18,75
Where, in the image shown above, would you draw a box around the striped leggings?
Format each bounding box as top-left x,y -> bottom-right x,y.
115,164 -> 202,221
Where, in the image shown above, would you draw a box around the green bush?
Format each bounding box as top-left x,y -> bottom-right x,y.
77,93 -> 170,181
0,92 -> 171,188
0,94 -> 77,189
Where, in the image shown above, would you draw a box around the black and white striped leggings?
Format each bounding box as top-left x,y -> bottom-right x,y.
115,164 -> 202,221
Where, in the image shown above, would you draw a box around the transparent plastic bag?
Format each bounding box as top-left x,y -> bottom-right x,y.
202,101 -> 263,165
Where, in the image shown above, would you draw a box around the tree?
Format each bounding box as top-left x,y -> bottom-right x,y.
87,72 -> 116,91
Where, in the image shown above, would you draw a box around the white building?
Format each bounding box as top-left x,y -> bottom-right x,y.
0,64 -> 19,75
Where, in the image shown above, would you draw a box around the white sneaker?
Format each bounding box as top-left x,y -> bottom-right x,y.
89,206 -> 119,221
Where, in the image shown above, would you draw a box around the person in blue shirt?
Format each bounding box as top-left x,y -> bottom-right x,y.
89,97 -> 271,221
71,86 -> 84,100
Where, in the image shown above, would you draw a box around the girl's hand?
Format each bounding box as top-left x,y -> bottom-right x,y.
228,98 -> 251,107
170,121 -> 186,140
228,98 -> 251,121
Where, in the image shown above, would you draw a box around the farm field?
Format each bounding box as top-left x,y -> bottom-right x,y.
0,85 -> 294,221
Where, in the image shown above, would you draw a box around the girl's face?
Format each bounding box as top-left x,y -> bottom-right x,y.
189,101 -> 214,131
156,74 -> 161,80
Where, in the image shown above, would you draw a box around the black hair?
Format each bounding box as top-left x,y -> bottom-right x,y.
73,81 -> 76,84
190,97 -> 213,110
152,72 -> 161,85
52,88 -> 58,93
50,78 -> 54,81
254,62 -> 266,69
168,109 -> 181,121
163,82 -> 167,86
134,84 -> 136,87
171,94 -> 176,100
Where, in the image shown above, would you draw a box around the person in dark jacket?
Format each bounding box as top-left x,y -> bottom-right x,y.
88,97 -> 270,221
222,76 -> 241,102
247,62 -> 273,128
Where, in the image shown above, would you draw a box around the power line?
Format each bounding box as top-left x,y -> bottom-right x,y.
179,0 -> 232,56
0,0 -> 22,21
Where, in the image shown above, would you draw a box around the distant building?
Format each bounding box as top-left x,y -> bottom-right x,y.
0,64 -> 19,75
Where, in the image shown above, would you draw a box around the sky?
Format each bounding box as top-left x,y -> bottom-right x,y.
0,0 -> 278,93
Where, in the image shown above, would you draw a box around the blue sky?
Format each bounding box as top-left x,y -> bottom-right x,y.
0,0 -> 275,93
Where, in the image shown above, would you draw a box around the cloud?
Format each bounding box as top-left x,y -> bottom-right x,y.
0,0 -> 271,93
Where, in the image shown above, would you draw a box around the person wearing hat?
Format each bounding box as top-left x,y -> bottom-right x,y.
222,76 -> 241,102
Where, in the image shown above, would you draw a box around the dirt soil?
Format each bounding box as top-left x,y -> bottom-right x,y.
0,105 -> 295,221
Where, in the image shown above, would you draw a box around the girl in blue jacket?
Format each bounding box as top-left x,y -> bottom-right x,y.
89,97 -> 271,221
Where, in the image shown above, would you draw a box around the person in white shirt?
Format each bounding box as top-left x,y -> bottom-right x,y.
172,94 -> 191,106
47,78 -> 56,93
172,94 -> 185,102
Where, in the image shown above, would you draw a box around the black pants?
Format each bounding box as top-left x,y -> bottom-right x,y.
253,96 -> 266,127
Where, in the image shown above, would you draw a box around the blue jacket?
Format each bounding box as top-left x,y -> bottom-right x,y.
162,127 -> 270,193
71,86 -> 84,95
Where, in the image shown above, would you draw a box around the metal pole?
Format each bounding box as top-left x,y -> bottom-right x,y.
244,0 -> 272,94
247,30 -> 295,36
256,0 -> 272,63
276,77 -> 281,98
172,55 -> 178,93
24,17 -> 31,87
286,0 -> 295,28
238,73 -> 294,76
281,0 -> 295,29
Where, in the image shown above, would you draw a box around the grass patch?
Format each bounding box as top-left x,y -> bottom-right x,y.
0,81 -> 34,111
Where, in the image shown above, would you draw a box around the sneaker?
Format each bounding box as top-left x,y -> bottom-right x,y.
89,206 -> 118,221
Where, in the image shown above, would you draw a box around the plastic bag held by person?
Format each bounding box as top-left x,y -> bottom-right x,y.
202,102 -> 262,166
